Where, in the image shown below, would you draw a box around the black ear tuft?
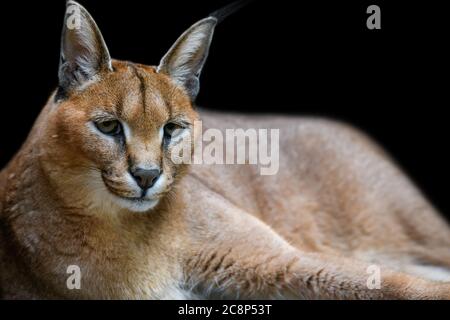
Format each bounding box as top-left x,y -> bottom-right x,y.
210,0 -> 254,23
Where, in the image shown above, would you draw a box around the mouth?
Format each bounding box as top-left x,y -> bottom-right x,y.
110,192 -> 160,212
101,174 -> 161,212
116,194 -> 152,202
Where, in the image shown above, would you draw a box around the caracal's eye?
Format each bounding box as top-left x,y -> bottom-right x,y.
163,123 -> 183,141
95,120 -> 122,136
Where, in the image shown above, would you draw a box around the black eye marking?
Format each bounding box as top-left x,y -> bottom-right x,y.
163,122 -> 188,147
95,120 -> 122,136
164,123 -> 182,138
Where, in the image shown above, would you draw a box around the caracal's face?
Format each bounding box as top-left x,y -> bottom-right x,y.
54,61 -> 198,212
44,0 -> 215,212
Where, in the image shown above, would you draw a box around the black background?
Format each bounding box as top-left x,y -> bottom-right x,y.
0,300 -> 448,318
0,0 -> 448,219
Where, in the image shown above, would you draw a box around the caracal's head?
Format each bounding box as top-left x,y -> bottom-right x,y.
41,1 -> 217,213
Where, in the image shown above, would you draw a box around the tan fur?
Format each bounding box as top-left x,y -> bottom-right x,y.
1,3 -> 450,300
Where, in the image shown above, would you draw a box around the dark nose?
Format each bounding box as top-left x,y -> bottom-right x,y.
130,168 -> 161,190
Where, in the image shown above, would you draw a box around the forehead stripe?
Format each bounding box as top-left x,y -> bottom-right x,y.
130,64 -> 147,115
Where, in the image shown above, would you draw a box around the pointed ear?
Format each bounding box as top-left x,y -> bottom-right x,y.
157,17 -> 218,100
58,1 -> 112,94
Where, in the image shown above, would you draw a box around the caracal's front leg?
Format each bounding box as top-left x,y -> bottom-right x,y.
182,185 -> 450,299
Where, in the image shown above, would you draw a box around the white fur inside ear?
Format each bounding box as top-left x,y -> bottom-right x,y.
166,24 -> 213,81
59,1 -> 112,90
67,24 -> 103,76
158,18 -> 217,88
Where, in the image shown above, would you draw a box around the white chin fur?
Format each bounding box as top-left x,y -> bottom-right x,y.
114,197 -> 160,213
